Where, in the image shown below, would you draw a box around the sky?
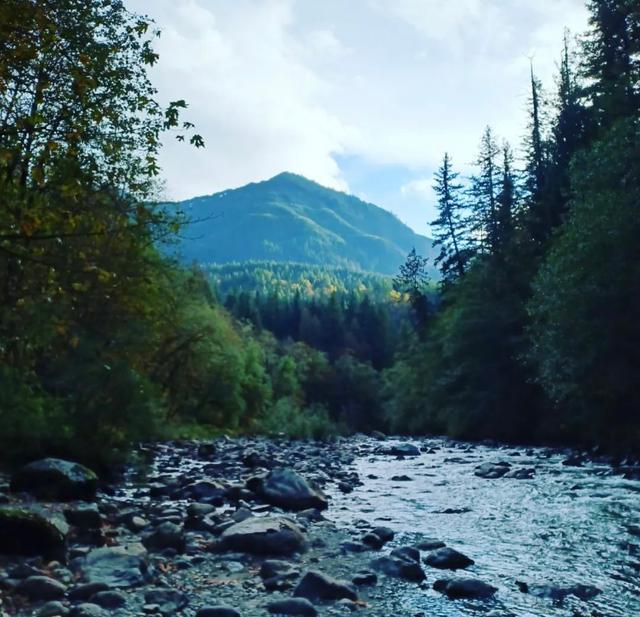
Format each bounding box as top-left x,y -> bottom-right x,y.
128,0 -> 590,235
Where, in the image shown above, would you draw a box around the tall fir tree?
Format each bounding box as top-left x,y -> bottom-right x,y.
431,153 -> 469,283
470,127 -> 501,256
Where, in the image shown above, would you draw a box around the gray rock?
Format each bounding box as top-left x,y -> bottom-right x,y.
433,577 -> 497,599
424,547 -> 474,570
145,588 -> 189,614
79,543 -> 148,588
414,538 -> 446,551
68,581 -> 109,601
370,555 -> 425,582
10,458 -> 98,501
474,461 -> 511,479
378,443 -> 420,457
142,521 -> 185,553
69,604 -> 107,617
64,504 -> 102,529
195,607 -> 240,617
36,602 -> 69,617
518,581 -> 601,601
294,570 -> 358,601
249,469 -> 328,511
219,516 -> 307,556
0,507 -> 68,558
352,570 -> 377,586
504,468 -> 536,479
92,590 -> 128,608
16,575 -> 66,600
267,598 -> 318,616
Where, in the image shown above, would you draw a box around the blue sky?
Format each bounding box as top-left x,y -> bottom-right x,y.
128,0 -> 590,235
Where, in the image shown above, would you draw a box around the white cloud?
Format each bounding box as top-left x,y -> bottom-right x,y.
125,0 -> 590,226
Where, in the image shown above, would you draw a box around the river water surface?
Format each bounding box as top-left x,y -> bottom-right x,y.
329,438 -> 640,616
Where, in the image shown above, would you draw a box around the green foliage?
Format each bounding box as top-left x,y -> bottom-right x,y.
527,118 -> 640,449
254,398 -> 339,440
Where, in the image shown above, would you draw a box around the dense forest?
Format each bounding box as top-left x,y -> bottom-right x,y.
0,0 -> 638,470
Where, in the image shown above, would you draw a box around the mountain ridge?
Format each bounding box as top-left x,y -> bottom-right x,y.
171,172 -> 437,276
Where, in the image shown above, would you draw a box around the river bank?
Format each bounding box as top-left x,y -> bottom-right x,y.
1,436 -> 639,617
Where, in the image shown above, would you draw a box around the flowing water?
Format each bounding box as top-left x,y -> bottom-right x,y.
329,438 -> 640,616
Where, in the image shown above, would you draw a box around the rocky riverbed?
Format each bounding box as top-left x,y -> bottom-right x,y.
1,436 -> 639,617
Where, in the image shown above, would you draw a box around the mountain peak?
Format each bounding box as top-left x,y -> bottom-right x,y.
177,174 -> 436,276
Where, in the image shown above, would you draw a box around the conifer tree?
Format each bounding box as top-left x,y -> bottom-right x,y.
431,153 -> 469,282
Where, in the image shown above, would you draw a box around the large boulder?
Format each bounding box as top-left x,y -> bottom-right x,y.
78,543 -> 149,588
11,458 -> 98,501
219,516 -> 307,556
433,577 -> 497,599
248,469 -> 328,511
370,554 -> 425,582
294,570 -> 358,602
0,507 -> 68,559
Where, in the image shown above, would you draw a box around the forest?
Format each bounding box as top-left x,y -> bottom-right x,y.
0,0 -> 638,470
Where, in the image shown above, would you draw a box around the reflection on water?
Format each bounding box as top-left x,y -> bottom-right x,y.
329,439 -> 640,616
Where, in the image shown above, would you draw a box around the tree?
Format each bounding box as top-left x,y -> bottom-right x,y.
495,142 -> 516,255
431,153 -> 469,282
393,248 -> 431,330
581,0 -> 640,132
470,127 -> 501,255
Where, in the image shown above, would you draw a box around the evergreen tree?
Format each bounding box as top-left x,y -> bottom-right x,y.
393,248 -> 431,330
496,143 -> 517,255
431,153 -> 469,282
470,127 -> 501,255
582,0 -> 640,131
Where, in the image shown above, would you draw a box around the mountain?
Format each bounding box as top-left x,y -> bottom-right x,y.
171,172 -> 436,276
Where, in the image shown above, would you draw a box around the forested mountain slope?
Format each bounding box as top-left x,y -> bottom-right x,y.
171,172 -> 437,276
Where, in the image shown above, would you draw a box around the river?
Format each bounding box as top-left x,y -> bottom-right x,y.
329,438 -> 640,616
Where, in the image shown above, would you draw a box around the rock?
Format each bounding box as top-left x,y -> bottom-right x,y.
142,521 -> 185,553
424,547 -> 474,570
182,480 -> 226,504
474,461 -> 511,479
518,581 -> 601,601
294,570 -> 358,602
145,588 -> 189,614
378,443 -> 420,457
249,469 -> 328,511
92,590 -> 128,608
433,577 -> 497,599
562,454 -> 585,467
69,604 -> 107,617
341,541 -> 368,553
267,598 -> 318,616
187,503 -> 216,518
370,554 -> 425,582
504,468 -> 536,479
260,559 -> 300,591
64,504 -> 102,529
352,570 -> 377,586
390,475 -> 412,481
36,601 -> 69,617
390,546 -> 420,564
361,532 -> 384,549
370,431 -> 386,440
0,507 -> 68,558
10,458 -> 98,501
219,516 -> 307,556
79,543 -> 149,588
16,575 -> 66,600
195,607 -> 240,617
371,526 -> 394,543
68,582 -> 109,601
243,451 -> 270,468
197,442 -> 217,459
414,538 -> 445,551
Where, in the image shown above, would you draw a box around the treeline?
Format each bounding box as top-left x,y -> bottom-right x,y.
387,1 -> 640,452
206,261 -> 395,301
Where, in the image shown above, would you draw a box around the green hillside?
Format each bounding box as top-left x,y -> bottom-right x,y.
171,172 -> 437,276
